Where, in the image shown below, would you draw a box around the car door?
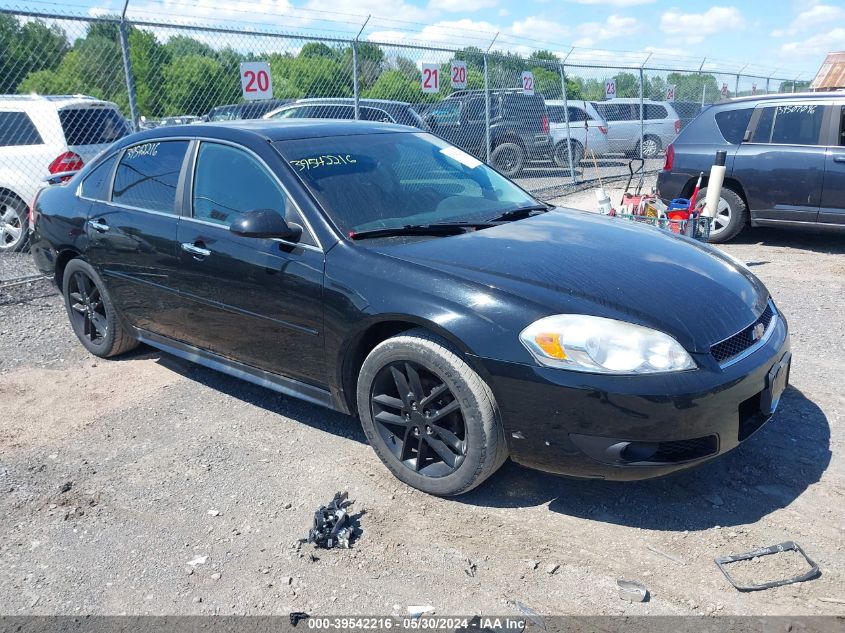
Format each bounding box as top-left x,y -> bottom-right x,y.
85,139 -> 190,339
819,103 -> 845,226
596,102 -> 636,153
731,101 -> 829,222
174,139 -> 326,385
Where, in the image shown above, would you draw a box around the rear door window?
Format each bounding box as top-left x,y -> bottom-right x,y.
715,108 -> 753,144
59,107 -> 130,146
0,111 -> 43,146
567,107 -> 589,122
80,153 -> 119,200
751,104 -> 825,145
644,104 -> 668,120
112,140 -> 189,213
600,103 -> 634,121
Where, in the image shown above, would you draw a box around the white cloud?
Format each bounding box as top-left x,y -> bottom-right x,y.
573,14 -> 641,48
566,0 -> 654,6
771,4 -> 845,37
659,7 -> 745,44
428,0 -> 498,12
779,27 -> 845,59
510,15 -> 569,41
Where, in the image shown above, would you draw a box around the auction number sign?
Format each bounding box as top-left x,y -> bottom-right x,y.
605,79 -> 616,99
665,84 -> 676,101
451,61 -> 467,89
240,61 -> 272,101
421,63 -> 440,93
721,83 -> 729,97
521,71 -> 535,96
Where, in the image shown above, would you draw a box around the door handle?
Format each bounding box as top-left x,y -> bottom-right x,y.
87,219 -> 109,232
181,242 -> 211,258
833,155 -> 845,164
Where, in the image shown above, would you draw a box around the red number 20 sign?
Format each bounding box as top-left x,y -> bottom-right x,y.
240,61 -> 272,101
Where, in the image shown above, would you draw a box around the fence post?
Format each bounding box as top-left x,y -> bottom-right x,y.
119,0 -> 138,131
558,63 -> 576,185
483,53 -> 490,164
352,16 -> 370,121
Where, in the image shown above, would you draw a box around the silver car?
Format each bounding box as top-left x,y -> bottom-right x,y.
546,100 -> 610,167
592,98 -> 681,158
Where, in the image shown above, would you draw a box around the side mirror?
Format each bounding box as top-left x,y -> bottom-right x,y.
229,208 -> 302,241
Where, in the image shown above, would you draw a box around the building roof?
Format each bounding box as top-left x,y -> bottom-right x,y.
811,52 -> 845,90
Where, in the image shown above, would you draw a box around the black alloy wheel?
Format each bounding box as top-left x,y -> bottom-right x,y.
370,360 -> 467,477
67,269 -> 108,345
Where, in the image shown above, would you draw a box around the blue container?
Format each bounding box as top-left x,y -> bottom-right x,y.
668,198 -> 690,212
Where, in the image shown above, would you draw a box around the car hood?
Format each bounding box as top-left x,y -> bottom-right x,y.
370,209 -> 769,353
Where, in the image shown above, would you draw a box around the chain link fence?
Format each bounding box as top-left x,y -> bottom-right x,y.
0,5 -> 813,284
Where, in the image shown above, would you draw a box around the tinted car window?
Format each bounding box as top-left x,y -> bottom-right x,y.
361,107 -> 393,123
276,132 -> 536,235
192,142 -> 313,244
0,111 -> 43,146
715,108 -> 753,144
465,98 -> 484,121
840,106 -> 845,146
751,106 -> 775,143
644,104 -> 668,120
59,107 -> 129,146
429,100 -> 461,124
113,140 -> 188,213
310,105 -> 354,120
599,103 -> 634,122
80,153 -> 118,201
770,104 -> 825,145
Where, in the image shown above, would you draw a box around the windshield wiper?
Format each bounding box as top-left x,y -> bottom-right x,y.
487,204 -> 553,223
348,222 -> 494,241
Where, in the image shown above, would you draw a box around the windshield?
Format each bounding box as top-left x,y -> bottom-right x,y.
274,132 -> 537,235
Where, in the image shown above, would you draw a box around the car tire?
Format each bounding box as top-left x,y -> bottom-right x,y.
0,192 -> 29,253
62,258 -> 139,358
490,142 -> 525,177
356,328 -> 508,496
637,136 -> 662,159
698,185 -> 748,243
553,140 -> 584,169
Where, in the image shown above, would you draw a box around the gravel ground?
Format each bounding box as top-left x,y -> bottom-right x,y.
0,219 -> 843,618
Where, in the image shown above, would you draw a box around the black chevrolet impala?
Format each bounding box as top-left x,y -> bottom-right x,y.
30,120 -> 791,496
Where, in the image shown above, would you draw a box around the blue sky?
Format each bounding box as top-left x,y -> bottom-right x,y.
8,0 -> 842,76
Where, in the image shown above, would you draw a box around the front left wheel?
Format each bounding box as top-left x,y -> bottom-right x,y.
356,329 -> 508,496
62,258 -> 139,358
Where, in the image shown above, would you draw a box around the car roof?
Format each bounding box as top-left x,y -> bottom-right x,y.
0,94 -> 118,109
120,119 -> 418,145
594,98 -> 670,104
723,90 -> 845,104
287,98 -> 411,107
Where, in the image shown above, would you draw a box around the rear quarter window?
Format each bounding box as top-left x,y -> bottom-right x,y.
0,111 -> 43,146
80,153 -> 119,200
60,107 -> 129,146
715,108 -> 753,144
644,104 -> 668,120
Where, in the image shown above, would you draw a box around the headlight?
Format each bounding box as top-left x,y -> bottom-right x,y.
519,314 -> 696,374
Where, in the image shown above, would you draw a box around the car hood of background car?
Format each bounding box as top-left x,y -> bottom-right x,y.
369,209 -> 769,354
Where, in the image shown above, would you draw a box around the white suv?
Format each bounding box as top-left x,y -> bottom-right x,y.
0,95 -> 130,251
591,98 -> 681,158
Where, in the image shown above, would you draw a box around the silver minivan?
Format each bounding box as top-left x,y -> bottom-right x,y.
545,100 -> 610,167
592,98 -> 681,158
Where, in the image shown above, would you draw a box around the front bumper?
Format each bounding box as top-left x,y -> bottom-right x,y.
471,314 -> 790,480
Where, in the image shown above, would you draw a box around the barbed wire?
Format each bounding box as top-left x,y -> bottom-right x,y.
0,0 -> 815,80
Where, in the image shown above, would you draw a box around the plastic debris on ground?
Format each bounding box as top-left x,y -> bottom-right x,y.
306,491 -> 360,549
617,579 -> 649,602
715,541 -> 820,591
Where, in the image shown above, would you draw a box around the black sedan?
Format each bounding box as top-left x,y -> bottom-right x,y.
30,120 -> 791,496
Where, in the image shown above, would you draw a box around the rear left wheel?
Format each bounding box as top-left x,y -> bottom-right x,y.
62,258 -> 139,358
356,328 -> 507,496
490,142 -> 524,177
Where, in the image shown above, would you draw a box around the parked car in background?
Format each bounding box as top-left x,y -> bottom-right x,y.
207,100 -> 292,122
545,100 -> 609,167
0,94 -> 129,252
658,92 -> 845,242
423,89 -> 552,177
672,100 -> 704,130
158,115 -> 202,127
31,119 -> 791,496
592,98 -> 681,158
264,98 -> 429,131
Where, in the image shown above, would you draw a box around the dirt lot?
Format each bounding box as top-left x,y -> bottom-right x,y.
1,217 -> 843,617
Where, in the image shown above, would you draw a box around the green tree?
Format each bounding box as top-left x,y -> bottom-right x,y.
613,71 -> 639,98
165,35 -> 214,59
128,27 -> 170,117
269,54 -> 352,99
666,72 -> 720,102
0,15 -> 69,93
363,69 -> 418,101
299,42 -> 338,61
162,54 -> 233,115
531,66 -> 562,99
